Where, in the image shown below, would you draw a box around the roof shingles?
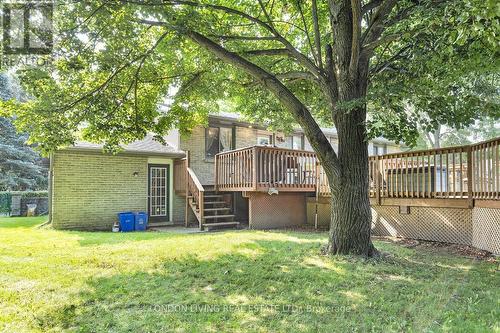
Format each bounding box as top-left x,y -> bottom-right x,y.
69,134 -> 185,157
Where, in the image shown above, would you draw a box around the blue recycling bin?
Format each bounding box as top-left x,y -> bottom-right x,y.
118,212 -> 135,232
134,212 -> 148,231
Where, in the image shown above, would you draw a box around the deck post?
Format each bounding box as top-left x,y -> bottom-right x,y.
375,156 -> 381,205
252,147 -> 258,191
214,154 -> 219,193
466,146 -> 473,208
199,193 -> 204,230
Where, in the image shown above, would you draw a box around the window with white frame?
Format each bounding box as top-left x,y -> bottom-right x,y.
275,134 -> 303,150
373,143 -> 387,156
205,126 -> 234,158
257,134 -> 272,145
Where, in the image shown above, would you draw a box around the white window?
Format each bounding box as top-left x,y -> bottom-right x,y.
373,143 -> 387,156
275,134 -> 303,150
292,135 -> 303,150
257,135 -> 271,145
205,126 -> 233,157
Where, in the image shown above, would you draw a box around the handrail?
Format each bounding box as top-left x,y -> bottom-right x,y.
216,146 -> 318,192
187,168 -> 204,192
187,167 -> 204,228
381,144 -> 471,158
471,138 -> 500,200
214,137 -> 500,201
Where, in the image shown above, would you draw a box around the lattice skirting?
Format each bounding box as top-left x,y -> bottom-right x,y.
371,206 -> 473,245
248,192 -> 306,229
472,207 -> 500,255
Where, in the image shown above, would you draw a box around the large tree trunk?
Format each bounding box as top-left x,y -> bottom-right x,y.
326,105 -> 376,256
185,25 -> 377,256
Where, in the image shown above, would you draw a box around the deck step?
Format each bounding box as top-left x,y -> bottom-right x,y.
202,221 -> 240,227
204,201 -> 226,205
204,194 -> 224,198
203,214 -> 235,219
204,207 -> 231,212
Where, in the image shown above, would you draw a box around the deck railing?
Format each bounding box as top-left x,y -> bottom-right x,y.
471,138 -> 500,200
215,137 -> 500,202
373,145 -> 471,200
187,167 -> 204,227
215,146 -> 318,192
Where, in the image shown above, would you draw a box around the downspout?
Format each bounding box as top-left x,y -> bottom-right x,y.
47,152 -> 54,224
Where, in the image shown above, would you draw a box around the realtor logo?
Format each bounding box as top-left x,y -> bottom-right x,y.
2,1 -> 53,55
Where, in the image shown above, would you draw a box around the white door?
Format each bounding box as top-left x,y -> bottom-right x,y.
148,165 -> 169,222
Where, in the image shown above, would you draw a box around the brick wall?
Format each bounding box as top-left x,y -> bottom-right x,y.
180,125 -> 259,185
180,127 -> 212,185
235,126 -> 257,149
172,192 -> 185,224
52,151 -> 148,230
52,151 -> 185,230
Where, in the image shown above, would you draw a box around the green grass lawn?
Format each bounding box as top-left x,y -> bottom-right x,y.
0,217 -> 498,333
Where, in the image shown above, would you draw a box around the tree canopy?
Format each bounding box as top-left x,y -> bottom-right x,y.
2,0 -> 498,154
0,74 -> 47,191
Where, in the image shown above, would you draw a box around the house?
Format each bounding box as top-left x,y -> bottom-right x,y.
48,112 -> 402,231
48,113 -> 500,255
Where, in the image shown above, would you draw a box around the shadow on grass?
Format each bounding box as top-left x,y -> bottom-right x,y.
33,236 -> 498,332
73,230 -> 192,246
74,228 -> 326,247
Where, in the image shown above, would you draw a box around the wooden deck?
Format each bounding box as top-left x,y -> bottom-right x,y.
215,146 -> 318,193
213,138 -> 500,206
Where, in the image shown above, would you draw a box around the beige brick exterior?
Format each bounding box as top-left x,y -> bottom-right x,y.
172,193 -> 185,223
235,127 -> 257,149
52,151 -> 184,230
180,126 -> 260,185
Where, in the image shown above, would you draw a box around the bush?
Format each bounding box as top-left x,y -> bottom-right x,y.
0,192 -> 12,214
0,191 -> 48,214
10,191 -> 48,199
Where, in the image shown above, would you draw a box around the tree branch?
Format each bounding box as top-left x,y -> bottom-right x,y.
155,0 -> 322,77
277,71 -> 318,82
258,0 -> 274,27
311,0 -> 323,68
184,29 -> 340,175
362,0 -> 383,15
243,71 -> 317,86
297,0 -> 318,66
369,45 -> 410,77
362,33 -> 400,54
323,43 -> 339,111
241,48 -> 290,56
362,0 -> 398,45
213,35 -> 277,41
350,0 -> 362,77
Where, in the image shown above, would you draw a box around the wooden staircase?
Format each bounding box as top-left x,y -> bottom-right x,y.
186,169 -> 240,230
